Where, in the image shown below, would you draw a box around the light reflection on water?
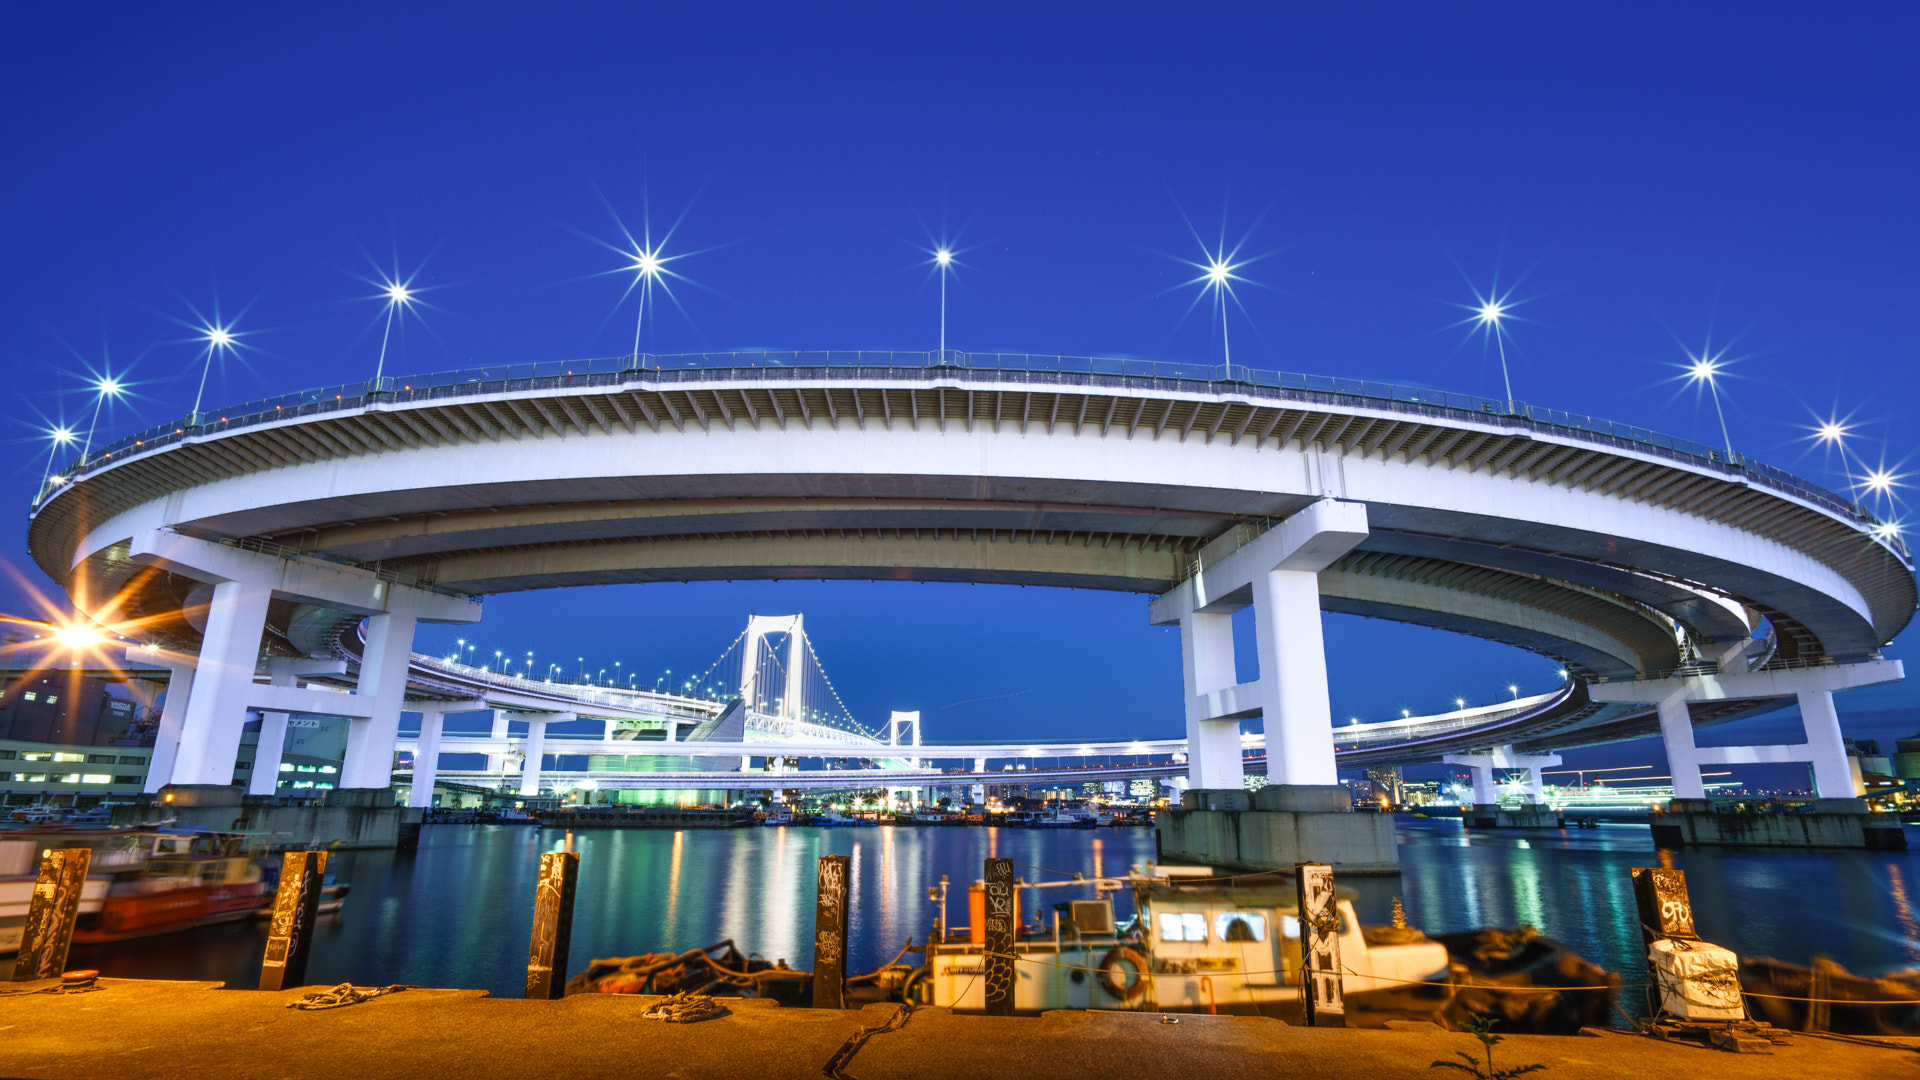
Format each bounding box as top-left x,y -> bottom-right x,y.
64,817 -> 1919,998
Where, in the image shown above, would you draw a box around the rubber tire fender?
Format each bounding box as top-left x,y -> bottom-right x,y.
1098,946 -> 1150,1003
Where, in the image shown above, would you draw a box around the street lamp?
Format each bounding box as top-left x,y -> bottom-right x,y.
40,426 -> 77,490
1686,353 -> 1735,462
190,323 -> 238,420
1474,298 -> 1515,415
1190,253 -> 1243,366
933,248 -> 954,359
373,279 -> 414,383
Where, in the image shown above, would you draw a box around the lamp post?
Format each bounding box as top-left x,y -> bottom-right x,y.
1687,354 -> 1735,462
190,324 -> 237,422
934,248 -> 953,360
78,374 -> 124,463
40,426 -> 76,492
1475,299 -> 1515,416
373,281 -> 413,384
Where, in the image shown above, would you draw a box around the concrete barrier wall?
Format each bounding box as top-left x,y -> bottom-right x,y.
111,802 -> 403,849
1651,809 -> 1907,850
1156,809 -> 1400,874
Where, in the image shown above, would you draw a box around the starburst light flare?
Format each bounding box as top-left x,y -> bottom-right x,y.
931,247 -> 956,358
78,369 -> 128,461
372,275 -> 418,384
1184,250 -> 1245,366
1462,286 -> 1522,415
1685,350 -> 1735,462
190,322 -> 239,419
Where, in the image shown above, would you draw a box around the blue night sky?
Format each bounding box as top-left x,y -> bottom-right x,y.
3,5 -> 1916,785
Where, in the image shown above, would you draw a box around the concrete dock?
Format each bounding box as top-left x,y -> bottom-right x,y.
0,978 -> 1910,1080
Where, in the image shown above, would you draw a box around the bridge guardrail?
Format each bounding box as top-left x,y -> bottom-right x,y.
37,351 -> 1906,563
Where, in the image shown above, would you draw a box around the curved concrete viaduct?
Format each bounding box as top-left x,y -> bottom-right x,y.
28,353 -> 1914,805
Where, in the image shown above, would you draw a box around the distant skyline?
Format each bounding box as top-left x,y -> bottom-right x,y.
4,4 -> 1915,787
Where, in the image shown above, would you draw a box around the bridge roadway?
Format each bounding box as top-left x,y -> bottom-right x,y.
31,352 -> 1914,803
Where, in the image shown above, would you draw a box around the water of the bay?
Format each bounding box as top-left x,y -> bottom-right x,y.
69,816 -> 1920,1005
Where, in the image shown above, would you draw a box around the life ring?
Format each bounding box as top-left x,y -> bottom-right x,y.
1098,946 -> 1150,1003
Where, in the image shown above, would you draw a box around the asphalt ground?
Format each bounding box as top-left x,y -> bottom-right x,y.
0,979 -> 1912,1080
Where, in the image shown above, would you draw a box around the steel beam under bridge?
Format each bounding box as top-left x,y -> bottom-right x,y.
411,761 -> 1190,791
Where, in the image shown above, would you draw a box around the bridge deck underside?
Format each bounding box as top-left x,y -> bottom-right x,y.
32,367 -> 1911,769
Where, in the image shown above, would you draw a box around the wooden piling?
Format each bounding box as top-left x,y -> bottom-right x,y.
258,851 -> 329,991
11,847 -> 90,982
813,854 -> 850,1009
982,857 -> 1016,1016
1295,861 -> 1346,1027
525,851 -> 579,999
1630,867 -> 1698,946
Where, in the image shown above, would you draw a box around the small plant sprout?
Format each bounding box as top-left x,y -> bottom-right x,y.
1430,1013 -> 1546,1080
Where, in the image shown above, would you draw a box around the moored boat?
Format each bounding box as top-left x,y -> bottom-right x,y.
913,865 -> 1618,1031
1,828 -> 274,951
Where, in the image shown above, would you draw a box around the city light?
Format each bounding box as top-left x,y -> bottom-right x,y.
372,275 -> 418,383
1186,250 -> 1244,365
190,321 -> 240,418
931,247 -> 956,357
1465,286 -> 1520,415
54,624 -> 104,650
1685,350 -> 1735,461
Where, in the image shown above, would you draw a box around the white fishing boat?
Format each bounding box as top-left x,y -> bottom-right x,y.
916,864 -> 1446,1016
907,863 -> 1617,1030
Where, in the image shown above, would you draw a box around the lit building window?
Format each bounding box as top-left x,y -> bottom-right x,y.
80,774 -> 111,784
279,763 -> 294,772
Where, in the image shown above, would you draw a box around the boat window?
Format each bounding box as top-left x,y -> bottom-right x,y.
1216,913 -> 1267,942
1157,912 -> 1208,943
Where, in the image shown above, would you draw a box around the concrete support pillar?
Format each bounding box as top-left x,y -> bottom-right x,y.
143,660 -> 196,795
663,717 -> 677,743
487,710 -> 509,773
1523,764 -> 1547,805
1467,764 -> 1496,804
1656,692 -> 1706,800
339,612 -> 418,789
248,660 -> 305,798
251,711 -> 289,796
171,577 -> 273,787
1251,568 -> 1340,786
1180,611 -> 1244,789
409,710 -> 445,809
520,718 -> 548,797
1798,689 -> 1858,797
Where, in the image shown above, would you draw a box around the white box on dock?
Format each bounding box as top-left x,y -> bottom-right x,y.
1648,938 -> 1745,1021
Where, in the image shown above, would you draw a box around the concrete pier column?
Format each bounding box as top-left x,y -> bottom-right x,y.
1250,568 -> 1339,787
1523,764 -> 1547,805
487,710 -> 510,773
141,657 -> 195,795
1468,763 -> 1497,804
1180,610 -> 1244,789
409,710 -> 446,808
171,577 -> 274,787
251,711 -> 289,796
339,612 -> 418,790
1798,689 -> 1858,798
520,718 -> 549,797
248,660 -> 305,798
1656,691 -> 1706,800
